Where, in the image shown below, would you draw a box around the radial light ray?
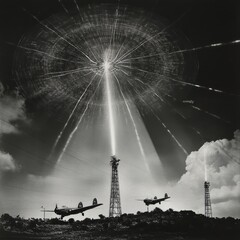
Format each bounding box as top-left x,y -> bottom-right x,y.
7,42 -> 82,64
21,7 -> 97,64
113,73 -> 150,171
40,68 -> 93,81
163,92 -> 232,127
127,65 -> 240,98
122,39 -> 240,62
50,73 -> 98,157
120,70 -> 189,156
58,0 -> 70,15
191,106 -> 231,124
159,117 -> 189,155
169,39 -> 240,55
57,75 -> 103,164
116,10 -> 188,64
43,66 -> 92,76
134,78 -> 203,138
131,80 -> 189,155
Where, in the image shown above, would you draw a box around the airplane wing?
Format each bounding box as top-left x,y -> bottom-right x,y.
158,196 -> 170,202
70,203 -> 103,214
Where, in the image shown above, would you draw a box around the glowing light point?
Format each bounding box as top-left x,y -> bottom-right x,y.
103,61 -> 111,71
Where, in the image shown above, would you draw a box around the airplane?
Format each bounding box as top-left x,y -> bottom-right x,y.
42,198 -> 103,219
137,193 -> 170,206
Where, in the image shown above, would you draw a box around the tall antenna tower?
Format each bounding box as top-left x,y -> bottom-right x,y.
204,181 -> 212,217
109,155 -> 122,217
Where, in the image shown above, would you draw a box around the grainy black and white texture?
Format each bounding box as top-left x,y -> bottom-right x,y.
0,0 -> 239,220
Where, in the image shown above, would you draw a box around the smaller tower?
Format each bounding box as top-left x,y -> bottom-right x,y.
109,155 -> 122,217
204,181 -> 212,217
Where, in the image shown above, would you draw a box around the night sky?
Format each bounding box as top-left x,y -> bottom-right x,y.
0,0 -> 240,219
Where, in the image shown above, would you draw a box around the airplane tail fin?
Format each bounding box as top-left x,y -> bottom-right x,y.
78,202 -> 83,208
165,193 -> 169,198
93,198 -> 97,205
55,204 -> 58,210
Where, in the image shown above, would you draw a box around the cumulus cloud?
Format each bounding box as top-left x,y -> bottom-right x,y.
0,95 -> 26,135
0,151 -> 17,173
173,130 -> 240,218
0,88 -> 27,174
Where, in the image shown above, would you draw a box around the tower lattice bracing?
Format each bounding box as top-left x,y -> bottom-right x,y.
109,156 -> 122,217
204,181 -> 212,217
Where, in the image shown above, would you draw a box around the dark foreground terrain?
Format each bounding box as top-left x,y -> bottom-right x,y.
0,208 -> 239,240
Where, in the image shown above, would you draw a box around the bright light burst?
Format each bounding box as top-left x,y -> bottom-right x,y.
14,4 -> 197,108
12,3 -> 240,162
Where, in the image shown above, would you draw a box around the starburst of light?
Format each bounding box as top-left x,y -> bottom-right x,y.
11,2 -> 240,165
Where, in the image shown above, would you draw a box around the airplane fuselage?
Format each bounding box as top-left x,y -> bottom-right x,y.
55,203 -> 103,219
54,203 -> 102,218
143,196 -> 170,206
42,198 -> 103,219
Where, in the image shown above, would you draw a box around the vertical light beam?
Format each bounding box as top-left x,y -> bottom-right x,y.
104,60 -> 116,156
203,147 -> 208,181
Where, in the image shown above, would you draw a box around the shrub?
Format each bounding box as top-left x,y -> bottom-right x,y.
99,214 -> 106,220
68,218 -> 75,224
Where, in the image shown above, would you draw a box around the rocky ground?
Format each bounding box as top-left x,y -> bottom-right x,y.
0,208 -> 239,240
